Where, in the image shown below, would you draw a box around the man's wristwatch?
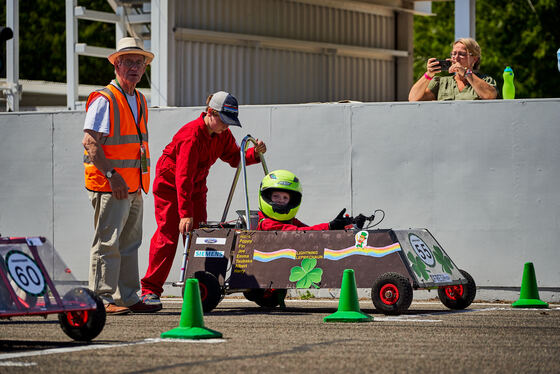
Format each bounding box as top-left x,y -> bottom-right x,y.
465,69 -> 473,78
105,169 -> 117,179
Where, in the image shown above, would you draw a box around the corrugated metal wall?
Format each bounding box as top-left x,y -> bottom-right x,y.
171,0 -> 399,106
175,0 -> 394,48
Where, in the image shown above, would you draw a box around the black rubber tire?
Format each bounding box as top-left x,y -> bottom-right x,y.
182,272 -> 222,313
58,288 -> 106,341
371,272 -> 413,315
243,289 -> 287,308
242,289 -> 258,302
438,269 -> 476,310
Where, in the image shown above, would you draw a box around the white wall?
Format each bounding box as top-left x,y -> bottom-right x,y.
1,99 -> 559,300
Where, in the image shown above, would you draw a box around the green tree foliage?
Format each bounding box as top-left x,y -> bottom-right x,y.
1,0 -> 148,87
413,0 -> 560,98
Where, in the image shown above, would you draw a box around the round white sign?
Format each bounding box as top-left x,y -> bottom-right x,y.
409,234 -> 435,267
6,251 -> 46,296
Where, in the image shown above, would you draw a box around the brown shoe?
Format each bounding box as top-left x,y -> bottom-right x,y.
105,303 -> 130,315
128,301 -> 162,313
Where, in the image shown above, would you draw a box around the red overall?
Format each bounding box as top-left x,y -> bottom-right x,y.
256,211 -> 330,231
141,113 -> 260,296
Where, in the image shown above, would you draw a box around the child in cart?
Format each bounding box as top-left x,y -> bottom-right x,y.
256,169 -> 354,231
253,169 -> 359,307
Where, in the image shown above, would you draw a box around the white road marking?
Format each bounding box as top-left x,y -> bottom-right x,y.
0,361 -> 37,367
496,307 -> 555,311
0,340 -> 155,361
0,338 -> 225,361
375,317 -> 442,322
369,307 -> 500,322
148,338 -> 226,344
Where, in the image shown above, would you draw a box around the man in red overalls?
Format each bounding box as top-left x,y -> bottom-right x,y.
140,91 -> 266,306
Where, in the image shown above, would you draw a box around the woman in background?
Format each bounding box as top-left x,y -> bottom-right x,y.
408,38 -> 497,101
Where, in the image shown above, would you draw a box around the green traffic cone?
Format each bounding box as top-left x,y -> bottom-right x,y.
512,262 -> 549,308
324,269 -> 373,322
161,278 -> 223,339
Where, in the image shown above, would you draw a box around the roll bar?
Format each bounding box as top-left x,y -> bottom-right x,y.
220,135 -> 268,229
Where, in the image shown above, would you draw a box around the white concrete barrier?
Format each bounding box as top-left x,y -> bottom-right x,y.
1,99 -> 558,301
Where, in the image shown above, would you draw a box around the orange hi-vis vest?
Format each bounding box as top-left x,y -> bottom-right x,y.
83,82 -> 150,194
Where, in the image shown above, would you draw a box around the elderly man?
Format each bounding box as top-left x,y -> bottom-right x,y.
82,37 -> 159,314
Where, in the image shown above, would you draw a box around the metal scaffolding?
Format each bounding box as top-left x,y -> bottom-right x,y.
2,0 -> 20,112
65,0 -> 151,110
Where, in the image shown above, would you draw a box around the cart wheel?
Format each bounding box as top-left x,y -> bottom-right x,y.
371,272 -> 413,315
243,289 -> 287,308
242,289 -> 258,302
181,272 -> 222,313
58,288 -> 106,341
438,269 -> 476,310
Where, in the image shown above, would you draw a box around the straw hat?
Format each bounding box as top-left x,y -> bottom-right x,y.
108,37 -> 154,65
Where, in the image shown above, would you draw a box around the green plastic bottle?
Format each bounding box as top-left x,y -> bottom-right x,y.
502,66 -> 515,99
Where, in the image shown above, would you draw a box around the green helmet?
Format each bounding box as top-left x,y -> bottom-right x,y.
259,170 -> 303,221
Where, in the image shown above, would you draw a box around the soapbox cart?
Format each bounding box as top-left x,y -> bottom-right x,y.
0,236 -> 106,341
173,136 -> 476,315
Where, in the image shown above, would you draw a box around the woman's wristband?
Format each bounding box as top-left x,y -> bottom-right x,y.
424,73 -> 433,81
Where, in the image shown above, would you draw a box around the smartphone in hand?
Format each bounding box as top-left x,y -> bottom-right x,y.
437,60 -> 452,71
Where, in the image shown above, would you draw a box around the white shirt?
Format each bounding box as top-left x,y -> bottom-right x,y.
83,82 -> 139,135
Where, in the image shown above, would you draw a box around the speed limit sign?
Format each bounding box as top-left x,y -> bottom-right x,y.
5,250 -> 46,296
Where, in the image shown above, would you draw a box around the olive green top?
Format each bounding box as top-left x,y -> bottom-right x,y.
428,73 -> 497,101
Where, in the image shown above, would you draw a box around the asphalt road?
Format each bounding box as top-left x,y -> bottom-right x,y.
1,298 -> 559,373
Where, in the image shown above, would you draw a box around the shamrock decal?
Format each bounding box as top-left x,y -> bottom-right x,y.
289,258 -> 323,289
432,245 -> 454,274
407,252 -> 430,281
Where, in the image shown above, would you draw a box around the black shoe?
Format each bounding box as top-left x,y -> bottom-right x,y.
128,301 -> 162,313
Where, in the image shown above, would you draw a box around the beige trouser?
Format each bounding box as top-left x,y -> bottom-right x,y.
88,190 -> 143,307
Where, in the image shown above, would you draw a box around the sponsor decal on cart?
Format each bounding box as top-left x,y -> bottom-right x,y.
194,250 -> 225,258
5,250 -> 46,296
289,258 -> 323,289
323,243 -> 401,260
430,273 -> 452,283
355,231 -> 368,248
195,237 -> 226,245
253,249 -> 297,262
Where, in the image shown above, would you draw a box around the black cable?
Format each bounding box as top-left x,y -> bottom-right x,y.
364,209 -> 385,229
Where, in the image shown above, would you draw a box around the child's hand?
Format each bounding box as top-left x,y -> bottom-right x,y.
329,208 -> 352,230
254,139 -> 267,154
